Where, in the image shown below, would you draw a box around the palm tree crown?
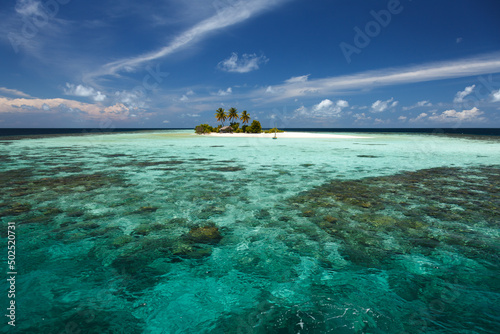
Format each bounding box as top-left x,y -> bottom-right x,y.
215,108 -> 227,126
227,107 -> 238,123
240,110 -> 250,124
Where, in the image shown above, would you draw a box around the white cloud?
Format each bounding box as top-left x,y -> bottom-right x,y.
491,89 -> 500,102
217,87 -> 232,96
217,52 -> 268,73
337,100 -> 349,108
313,99 -> 333,111
93,91 -> 106,102
428,107 -> 485,123
294,99 -> 349,119
87,0 -> 290,80
454,85 -> 475,103
371,97 -> 397,113
163,120 -> 170,123
312,99 -> 349,116
65,83 -> 107,102
398,116 -> 407,121
72,85 -> 94,96
180,95 -> 189,102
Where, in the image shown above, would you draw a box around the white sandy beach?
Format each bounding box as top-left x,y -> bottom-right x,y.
207,131 -> 372,139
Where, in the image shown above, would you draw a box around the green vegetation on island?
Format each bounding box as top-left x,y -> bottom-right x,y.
264,127 -> 285,134
195,108 -> 277,134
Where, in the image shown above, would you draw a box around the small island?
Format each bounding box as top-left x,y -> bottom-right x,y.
194,107 -> 283,135
194,107 -> 371,139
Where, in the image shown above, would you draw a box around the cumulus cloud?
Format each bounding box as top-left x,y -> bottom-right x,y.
337,100 -> 349,108
428,107 -> 485,123
294,99 -> 349,119
217,52 -> 268,73
313,99 -> 333,111
371,97 -> 398,113
491,89 -> 500,102
398,116 -> 407,121
65,83 -> 107,102
313,99 -> 349,115
216,87 -> 232,96
454,85 -> 475,103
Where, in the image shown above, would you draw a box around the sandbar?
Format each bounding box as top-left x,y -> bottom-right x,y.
206,131 -> 372,139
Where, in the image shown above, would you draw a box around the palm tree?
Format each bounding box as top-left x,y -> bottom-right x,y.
240,110 -> 250,124
215,108 -> 227,126
227,107 -> 238,124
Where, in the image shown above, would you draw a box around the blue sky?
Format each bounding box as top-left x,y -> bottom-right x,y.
1,0 -> 500,128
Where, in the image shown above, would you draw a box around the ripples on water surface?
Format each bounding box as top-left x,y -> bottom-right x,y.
0,130 -> 499,333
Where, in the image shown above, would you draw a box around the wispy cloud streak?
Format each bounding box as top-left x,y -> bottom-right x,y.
0,87 -> 31,98
86,0 -> 288,82
264,53 -> 500,101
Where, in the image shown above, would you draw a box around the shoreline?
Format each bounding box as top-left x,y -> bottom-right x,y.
206,131 -> 372,139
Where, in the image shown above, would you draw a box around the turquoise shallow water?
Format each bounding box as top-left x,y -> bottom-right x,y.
0,130 -> 499,333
